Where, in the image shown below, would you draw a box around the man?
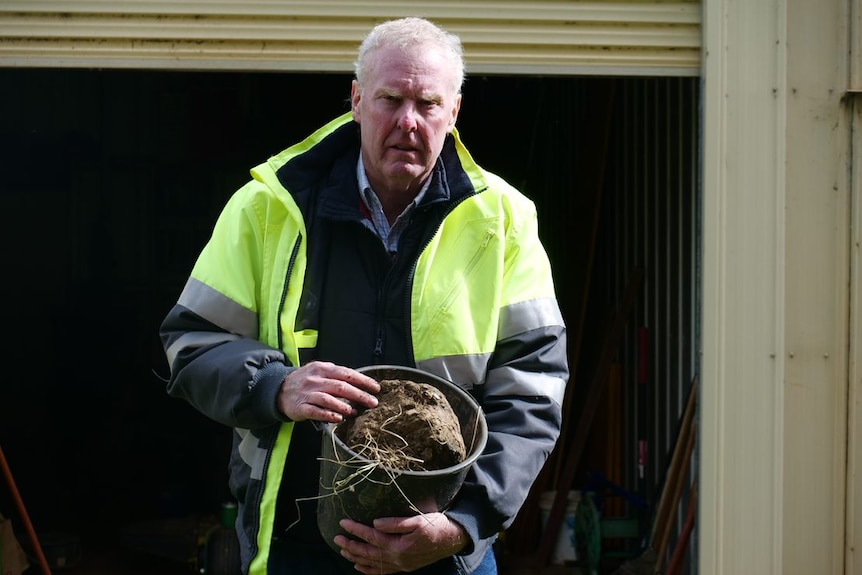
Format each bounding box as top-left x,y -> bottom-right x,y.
160,16 -> 568,575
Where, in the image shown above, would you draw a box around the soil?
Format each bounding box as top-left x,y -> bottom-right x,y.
336,379 -> 466,472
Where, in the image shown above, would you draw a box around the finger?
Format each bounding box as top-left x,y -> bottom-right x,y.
371,515 -> 425,534
308,390 -> 365,416
298,362 -> 377,392
289,393 -> 352,422
299,404 -> 348,424
336,544 -> 397,575
352,560 -> 394,575
329,367 -> 381,395
325,379 -> 379,410
349,556 -> 394,575
338,519 -> 380,544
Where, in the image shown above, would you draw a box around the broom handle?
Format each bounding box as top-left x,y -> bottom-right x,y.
0,444 -> 53,575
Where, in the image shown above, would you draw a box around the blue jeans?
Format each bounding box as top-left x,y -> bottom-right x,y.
465,547 -> 497,575
267,537 -> 497,574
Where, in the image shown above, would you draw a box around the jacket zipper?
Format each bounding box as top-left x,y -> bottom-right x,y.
277,233 -> 303,352
404,192 -> 476,361
252,233 -> 302,571
373,326 -> 385,362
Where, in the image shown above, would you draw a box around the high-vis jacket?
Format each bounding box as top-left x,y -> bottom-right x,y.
160,112 -> 569,574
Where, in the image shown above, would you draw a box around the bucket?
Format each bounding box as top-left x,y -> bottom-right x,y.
538,490 -> 580,565
317,365 -> 487,552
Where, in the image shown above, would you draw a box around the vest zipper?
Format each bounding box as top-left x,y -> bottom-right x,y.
373,326 -> 385,361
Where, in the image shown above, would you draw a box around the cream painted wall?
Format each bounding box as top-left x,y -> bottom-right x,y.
783,0 -> 850,572
846,3 -> 861,570
848,94 -> 861,575
700,0 -> 855,573
700,1 -> 786,572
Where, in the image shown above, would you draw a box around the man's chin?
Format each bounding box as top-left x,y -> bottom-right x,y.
384,165 -> 426,186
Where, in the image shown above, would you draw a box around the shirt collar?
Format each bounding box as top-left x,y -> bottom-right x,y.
356,155 -> 432,214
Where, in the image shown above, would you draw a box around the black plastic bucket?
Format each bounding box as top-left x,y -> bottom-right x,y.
316,365 -> 487,551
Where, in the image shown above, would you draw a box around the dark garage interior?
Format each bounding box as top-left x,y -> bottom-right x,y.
0,68 -> 699,574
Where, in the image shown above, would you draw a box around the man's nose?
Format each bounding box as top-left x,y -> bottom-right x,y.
397,104 -> 418,132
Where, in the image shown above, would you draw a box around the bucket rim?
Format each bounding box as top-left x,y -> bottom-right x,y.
320,364 -> 488,477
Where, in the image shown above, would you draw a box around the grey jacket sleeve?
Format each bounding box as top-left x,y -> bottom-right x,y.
159,295 -> 293,429
446,322 -> 568,569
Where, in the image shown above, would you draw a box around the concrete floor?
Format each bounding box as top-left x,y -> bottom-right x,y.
62,548 -> 584,575
501,564 -> 586,575
62,551 -> 580,575
41,530 -> 593,575
24,546 -> 192,575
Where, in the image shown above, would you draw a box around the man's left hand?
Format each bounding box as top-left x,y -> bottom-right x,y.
334,513 -> 468,574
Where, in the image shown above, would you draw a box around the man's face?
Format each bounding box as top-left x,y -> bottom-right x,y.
351,46 -> 462,198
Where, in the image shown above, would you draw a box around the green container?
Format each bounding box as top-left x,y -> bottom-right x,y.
219,501 -> 238,528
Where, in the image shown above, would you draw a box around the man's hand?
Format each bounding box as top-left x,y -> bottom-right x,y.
277,361 -> 380,423
334,513 -> 468,574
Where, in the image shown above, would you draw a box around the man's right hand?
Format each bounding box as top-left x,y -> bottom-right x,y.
277,361 -> 380,423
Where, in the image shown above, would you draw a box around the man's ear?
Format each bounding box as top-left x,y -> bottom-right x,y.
448,93 -> 462,132
350,80 -> 362,122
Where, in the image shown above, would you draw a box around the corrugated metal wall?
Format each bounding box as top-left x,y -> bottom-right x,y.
0,0 -> 701,76
507,74 -> 700,570
596,75 -> 700,567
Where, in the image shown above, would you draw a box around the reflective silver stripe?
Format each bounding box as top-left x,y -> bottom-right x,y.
164,330 -> 241,368
236,428 -> 268,481
419,353 -> 566,405
178,277 -> 259,338
418,297 -> 566,402
499,297 -> 565,340
417,354 -> 491,390
485,364 -> 567,405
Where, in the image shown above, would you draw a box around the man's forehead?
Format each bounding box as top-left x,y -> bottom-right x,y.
367,47 -> 458,87
377,84 -> 446,100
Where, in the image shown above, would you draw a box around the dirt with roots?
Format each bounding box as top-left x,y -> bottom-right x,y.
335,378 -> 466,472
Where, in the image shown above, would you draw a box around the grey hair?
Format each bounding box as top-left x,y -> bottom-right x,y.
354,17 -> 465,93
